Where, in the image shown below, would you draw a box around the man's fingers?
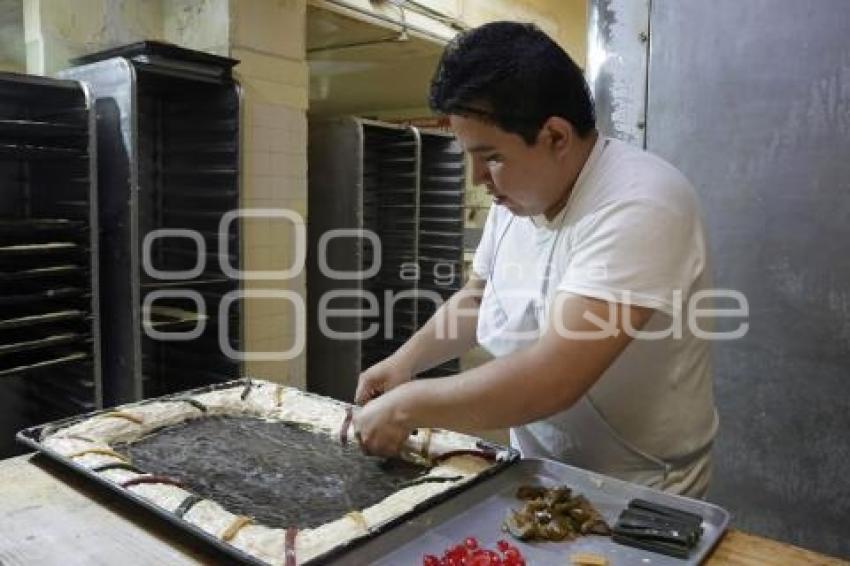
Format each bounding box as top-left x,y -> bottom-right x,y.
354,386 -> 367,406
355,385 -> 384,406
354,430 -> 369,455
356,433 -> 407,458
355,374 -> 383,405
354,379 -> 373,406
353,425 -> 400,458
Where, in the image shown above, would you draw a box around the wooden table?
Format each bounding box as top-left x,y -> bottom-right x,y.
0,454 -> 846,565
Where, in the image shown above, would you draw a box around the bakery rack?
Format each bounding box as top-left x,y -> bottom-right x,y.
307,118 -> 466,401
59,42 -> 243,405
0,72 -> 101,455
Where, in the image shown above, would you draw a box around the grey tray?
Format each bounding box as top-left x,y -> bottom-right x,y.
340,458 -> 730,565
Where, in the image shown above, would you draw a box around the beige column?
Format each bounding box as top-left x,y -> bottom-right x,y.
229,0 -> 309,388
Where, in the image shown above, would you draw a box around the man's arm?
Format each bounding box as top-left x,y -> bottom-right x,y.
354,275 -> 485,404
353,292 -> 654,455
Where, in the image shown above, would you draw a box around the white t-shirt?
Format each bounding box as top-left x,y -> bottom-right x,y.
472,136 -> 719,496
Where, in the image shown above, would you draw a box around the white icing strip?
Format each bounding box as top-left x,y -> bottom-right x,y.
272,390 -> 348,435
229,524 -> 286,565
43,436 -> 104,456
55,415 -> 140,444
98,468 -> 140,484
296,513 -> 369,564
127,483 -> 191,513
184,499 -> 237,538
361,481 -> 457,530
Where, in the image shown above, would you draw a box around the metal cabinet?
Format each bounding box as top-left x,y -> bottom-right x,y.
60,42 -> 243,405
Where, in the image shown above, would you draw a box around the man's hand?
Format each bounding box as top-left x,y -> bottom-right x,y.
353,276 -> 484,407
352,385 -> 414,457
354,357 -> 413,406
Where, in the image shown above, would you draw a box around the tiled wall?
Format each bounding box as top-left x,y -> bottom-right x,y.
239,101 -> 308,387
230,0 -> 309,389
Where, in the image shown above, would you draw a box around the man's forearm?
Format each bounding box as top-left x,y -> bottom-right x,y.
391,278 -> 483,375
389,294 -> 653,433
393,344 -> 567,432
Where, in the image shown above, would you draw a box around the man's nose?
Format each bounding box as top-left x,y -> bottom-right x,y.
470,157 -> 492,187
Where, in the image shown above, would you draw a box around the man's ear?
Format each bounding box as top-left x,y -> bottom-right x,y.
538,116 -> 574,157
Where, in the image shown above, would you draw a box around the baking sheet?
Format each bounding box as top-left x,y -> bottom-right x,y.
16,378 -> 520,565
341,458 -> 730,565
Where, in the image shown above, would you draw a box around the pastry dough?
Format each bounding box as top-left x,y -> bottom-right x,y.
41,379 -> 508,565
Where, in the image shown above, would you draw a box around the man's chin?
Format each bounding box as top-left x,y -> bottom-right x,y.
501,201 -> 530,216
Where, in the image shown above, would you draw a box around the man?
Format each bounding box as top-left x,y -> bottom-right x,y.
352,22 -> 718,497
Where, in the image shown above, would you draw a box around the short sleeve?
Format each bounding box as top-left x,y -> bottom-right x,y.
471,205 -> 502,279
556,197 -> 706,316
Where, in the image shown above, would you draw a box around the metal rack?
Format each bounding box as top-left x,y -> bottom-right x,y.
307,118 -> 465,401
416,133 -> 465,377
59,42 -> 243,406
0,72 -> 101,455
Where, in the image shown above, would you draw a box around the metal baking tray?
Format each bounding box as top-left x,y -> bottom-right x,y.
341,458 -> 730,565
16,378 -> 520,565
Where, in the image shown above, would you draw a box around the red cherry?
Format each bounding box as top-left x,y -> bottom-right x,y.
445,545 -> 468,564
467,553 -> 493,566
424,555 -> 440,566
496,539 -> 511,553
464,536 -> 479,550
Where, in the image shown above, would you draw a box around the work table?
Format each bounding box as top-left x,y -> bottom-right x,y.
0,454 -> 845,565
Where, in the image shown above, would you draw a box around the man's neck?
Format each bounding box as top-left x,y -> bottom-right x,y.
543,130 -> 599,221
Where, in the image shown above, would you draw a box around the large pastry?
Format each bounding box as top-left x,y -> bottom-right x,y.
39,379 -> 509,565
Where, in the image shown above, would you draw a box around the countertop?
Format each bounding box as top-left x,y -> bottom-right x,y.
0,454 -> 845,565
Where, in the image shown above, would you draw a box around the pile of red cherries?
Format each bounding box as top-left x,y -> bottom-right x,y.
422,537 -> 526,566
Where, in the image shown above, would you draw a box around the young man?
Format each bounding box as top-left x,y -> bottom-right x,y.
352,22 -> 718,497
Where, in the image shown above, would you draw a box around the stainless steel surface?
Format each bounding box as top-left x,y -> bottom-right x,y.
633,0 -> 850,558
343,458 -> 729,565
588,0 -> 850,556
307,117 -> 370,401
586,0 -> 650,147
60,58 -> 141,403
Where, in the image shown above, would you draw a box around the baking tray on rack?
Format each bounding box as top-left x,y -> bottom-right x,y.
16,378 -> 521,565
341,458 -> 730,565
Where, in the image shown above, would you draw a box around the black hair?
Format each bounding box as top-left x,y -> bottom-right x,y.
429,21 -> 595,145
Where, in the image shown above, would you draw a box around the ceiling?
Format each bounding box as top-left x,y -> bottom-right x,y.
0,0 -> 24,70
307,5 -> 445,117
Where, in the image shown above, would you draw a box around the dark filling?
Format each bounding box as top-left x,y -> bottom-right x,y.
113,415 -> 428,529
503,485 -> 611,542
